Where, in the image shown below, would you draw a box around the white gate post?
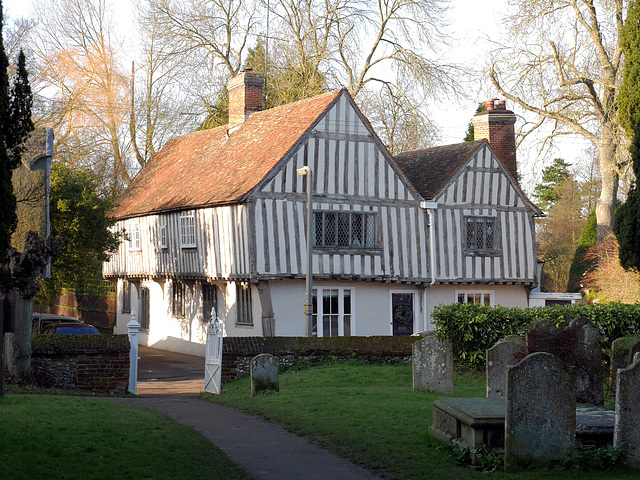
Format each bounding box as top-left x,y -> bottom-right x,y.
128,307 -> 141,394
204,307 -> 224,394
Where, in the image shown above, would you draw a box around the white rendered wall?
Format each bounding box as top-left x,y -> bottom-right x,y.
424,284 -> 529,330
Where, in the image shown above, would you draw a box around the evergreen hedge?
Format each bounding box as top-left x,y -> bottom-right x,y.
432,303 -> 640,369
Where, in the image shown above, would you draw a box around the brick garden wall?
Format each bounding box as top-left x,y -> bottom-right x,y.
222,336 -> 415,382
31,335 -> 130,393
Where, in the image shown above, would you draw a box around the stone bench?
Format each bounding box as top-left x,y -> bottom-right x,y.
429,397 -> 615,457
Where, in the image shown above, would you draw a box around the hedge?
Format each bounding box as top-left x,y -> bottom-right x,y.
432,303 -> 640,369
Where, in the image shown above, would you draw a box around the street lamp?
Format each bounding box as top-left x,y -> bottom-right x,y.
297,166 -> 313,336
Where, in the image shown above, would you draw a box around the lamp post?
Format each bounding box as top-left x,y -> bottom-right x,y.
297,166 -> 313,336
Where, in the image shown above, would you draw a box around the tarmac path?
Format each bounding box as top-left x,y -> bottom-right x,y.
101,347 -> 381,480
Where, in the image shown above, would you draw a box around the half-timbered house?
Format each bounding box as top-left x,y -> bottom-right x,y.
103,72 -> 540,355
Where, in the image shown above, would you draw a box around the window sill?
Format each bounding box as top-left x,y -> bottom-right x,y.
235,323 -> 254,329
464,249 -> 501,257
313,247 -> 382,255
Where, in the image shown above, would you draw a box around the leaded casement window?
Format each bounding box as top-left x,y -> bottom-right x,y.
313,211 -> 376,248
128,222 -> 141,251
465,216 -> 496,251
203,284 -> 219,321
159,221 -> 168,249
236,283 -> 253,326
172,282 -> 185,318
456,290 -> 494,306
179,211 -> 196,248
122,280 -> 131,313
311,287 -> 353,337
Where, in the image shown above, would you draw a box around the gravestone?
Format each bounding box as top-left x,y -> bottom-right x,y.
505,352 -> 575,469
412,335 -> 453,393
614,352 -> 640,468
526,317 -> 604,406
486,337 -> 525,398
610,337 -> 640,387
250,353 -> 279,397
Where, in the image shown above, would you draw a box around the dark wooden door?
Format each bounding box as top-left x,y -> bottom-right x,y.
392,293 -> 414,336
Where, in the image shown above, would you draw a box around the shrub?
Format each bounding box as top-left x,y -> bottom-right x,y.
432,303 -> 640,369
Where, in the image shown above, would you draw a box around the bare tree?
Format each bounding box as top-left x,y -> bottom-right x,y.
488,0 -> 627,242
359,84 -> 437,155
29,0 -> 132,195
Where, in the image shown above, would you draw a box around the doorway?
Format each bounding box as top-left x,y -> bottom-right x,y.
392,293 -> 414,336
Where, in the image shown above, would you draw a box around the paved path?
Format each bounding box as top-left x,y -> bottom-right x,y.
101,347 -> 380,480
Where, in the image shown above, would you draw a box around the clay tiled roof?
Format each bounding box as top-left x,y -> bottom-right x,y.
112,89 -> 344,219
395,140 -> 485,200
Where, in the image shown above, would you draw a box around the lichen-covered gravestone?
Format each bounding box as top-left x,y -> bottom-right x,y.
250,354 -> 279,397
505,352 -> 575,469
412,336 -> 453,393
614,352 -> 640,468
486,337 -> 525,398
610,337 -> 640,388
525,317 -> 604,406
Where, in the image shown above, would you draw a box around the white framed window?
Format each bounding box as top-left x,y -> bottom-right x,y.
312,287 -> 354,337
236,283 -> 253,326
180,211 -> 196,248
456,290 -> 494,306
128,222 -> 141,251
465,216 -> 497,251
313,211 -> 376,248
159,221 -> 168,249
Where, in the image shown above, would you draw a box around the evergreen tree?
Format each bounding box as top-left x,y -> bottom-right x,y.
0,1 -> 34,263
463,103 -> 486,142
38,164 -> 122,301
614,0 -> 640,271
533,158 -> 571,214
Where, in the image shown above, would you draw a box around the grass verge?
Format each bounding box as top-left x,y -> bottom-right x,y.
204,360 -> 636,480
0,394 -> 252,480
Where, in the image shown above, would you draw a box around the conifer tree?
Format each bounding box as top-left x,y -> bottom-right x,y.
614,0 -> 640,271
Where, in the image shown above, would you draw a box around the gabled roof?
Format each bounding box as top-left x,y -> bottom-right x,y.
112,89 -> 344,219
395,140 -> 485,200
395,139 -> 543,215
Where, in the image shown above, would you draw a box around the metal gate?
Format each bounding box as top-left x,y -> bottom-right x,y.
204,307 -> 224,394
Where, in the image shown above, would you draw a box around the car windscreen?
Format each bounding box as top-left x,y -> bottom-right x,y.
54,326 -> 100,335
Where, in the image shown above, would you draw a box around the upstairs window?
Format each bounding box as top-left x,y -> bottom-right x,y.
159,221 -> 168,249
128,222 -> 141,251
313,211 -> 376,248
180,212 -> 196,248
465,216 -> 496,251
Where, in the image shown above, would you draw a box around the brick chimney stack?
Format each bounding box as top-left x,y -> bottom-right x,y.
472,98 -> 518,183
227,68 -> 264,132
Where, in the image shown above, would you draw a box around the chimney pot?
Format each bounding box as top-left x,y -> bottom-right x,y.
486,99 -> 495,111
498,100 -> 506,110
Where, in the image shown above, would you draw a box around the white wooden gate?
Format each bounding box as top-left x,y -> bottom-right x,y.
204,308 -> 224,394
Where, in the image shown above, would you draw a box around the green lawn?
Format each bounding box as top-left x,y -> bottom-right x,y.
204,361 -> 636,480
0,395 -> 252,480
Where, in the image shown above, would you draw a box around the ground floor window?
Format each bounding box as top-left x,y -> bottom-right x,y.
203,284 -> 219,321
456,290 -> 493,306
236,283 -> 253,326
172,282 -> 185,317
122,280 -> 131,313
139,286 -> 150,330
312,287 -> 353,337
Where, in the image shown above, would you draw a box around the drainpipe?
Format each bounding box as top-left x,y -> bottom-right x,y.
420,201 -> 438,332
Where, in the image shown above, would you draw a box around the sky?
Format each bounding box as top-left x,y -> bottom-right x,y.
4,0 -> 593,194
